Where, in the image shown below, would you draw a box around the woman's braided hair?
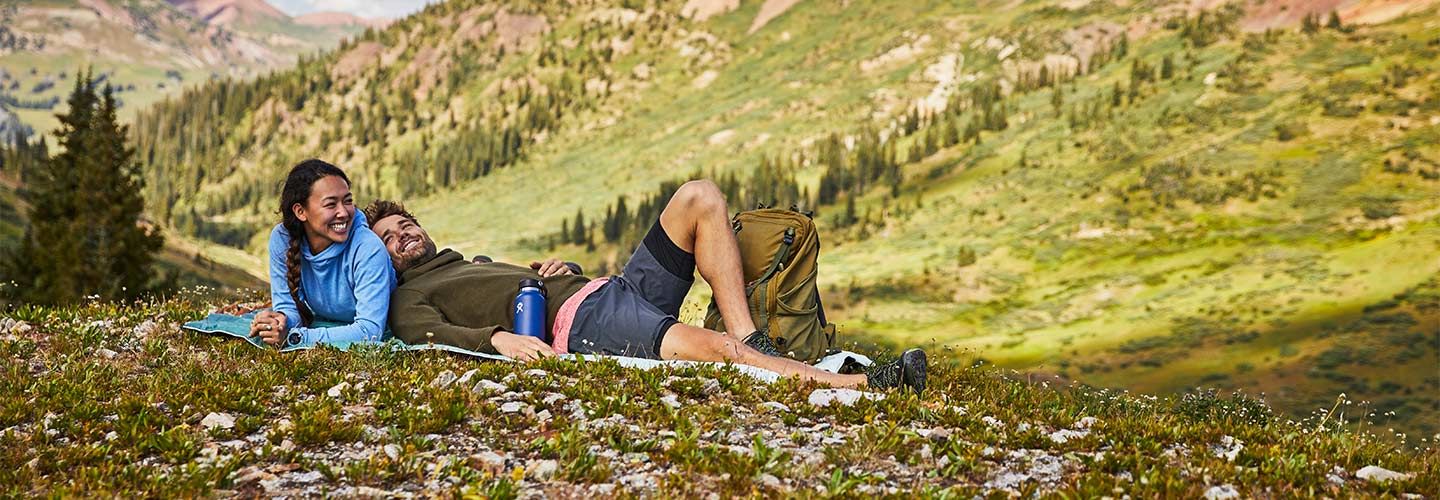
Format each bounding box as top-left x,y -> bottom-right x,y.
279,159 -> 349,327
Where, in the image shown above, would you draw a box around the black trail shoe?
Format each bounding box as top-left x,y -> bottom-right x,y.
743,330 -> 783,357
865,348 -> 927,394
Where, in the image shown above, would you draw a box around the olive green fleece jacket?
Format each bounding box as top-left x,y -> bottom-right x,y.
390,249 -> 590,354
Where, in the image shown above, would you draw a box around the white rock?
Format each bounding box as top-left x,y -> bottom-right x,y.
290,471 -> 323,483
200,412 -> 235,430
536,410 -> 552,422
383,444 -> 401,460
104,431 -> 118,441
97,348 -> 118,359
660,394 -> 682,409
500,402 -> 525,414
431,370 -> 458,389
354,486 -> 390,497
473,380 -> 507,393
470,451 -> 506,473
761,401 -> 791,412
1212,435 -> 1243,462
1049,429 -> 1089,444
1356,465 -> 1414,483
1203,484 -> 1240,500
1076,416 -> 1099,429
1204,72 -> 1218,85
807,388 -> 885,407
758,473 -> 780,488
455,369 -> 480,386
541,392 -> 566,405
524,369 -> 548,378
132,320 -> 158,338
529,459 -> 560,479
632,63 -> 652,80
326,382 -> 350,399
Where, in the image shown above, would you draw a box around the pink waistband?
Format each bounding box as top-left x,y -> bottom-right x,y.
550,277 -> 609,354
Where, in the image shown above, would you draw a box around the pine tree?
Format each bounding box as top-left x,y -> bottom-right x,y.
1301,12 -> 1320,34
4,71 -> 164,304
571,208 -> 587,245
1325,10 -> 1345,32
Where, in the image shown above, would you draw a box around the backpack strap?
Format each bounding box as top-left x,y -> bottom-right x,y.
745,226 -> 795,295
745,226 -> 795,333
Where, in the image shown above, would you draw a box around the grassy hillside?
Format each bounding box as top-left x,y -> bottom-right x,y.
130,0 -> 1439,436
0,297 -> 1434,496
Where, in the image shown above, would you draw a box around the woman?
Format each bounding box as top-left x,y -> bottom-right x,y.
250,159 -> 395,347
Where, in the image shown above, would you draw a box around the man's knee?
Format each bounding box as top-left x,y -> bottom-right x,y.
671,179 -> 727,215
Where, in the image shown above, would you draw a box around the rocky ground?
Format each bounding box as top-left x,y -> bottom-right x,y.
0,297 -> 1435,497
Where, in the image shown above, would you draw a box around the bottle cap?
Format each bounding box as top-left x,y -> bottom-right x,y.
519,278 -> 545,290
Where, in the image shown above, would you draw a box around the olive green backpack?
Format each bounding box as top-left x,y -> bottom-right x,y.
704,206 -> 836,362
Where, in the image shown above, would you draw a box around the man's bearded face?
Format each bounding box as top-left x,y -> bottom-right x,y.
373,215 -> 438,273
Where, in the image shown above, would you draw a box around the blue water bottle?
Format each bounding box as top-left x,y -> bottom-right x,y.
514,279 -> 547,340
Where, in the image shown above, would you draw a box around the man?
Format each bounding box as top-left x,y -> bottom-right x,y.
364,180 -> 926,392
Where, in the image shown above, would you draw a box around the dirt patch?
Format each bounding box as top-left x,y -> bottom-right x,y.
332,42 -> 382,80
1236,0 -> 1435,30
693,69 -> 719,88
1059,22 -> 1125,71
400,47 -> 449,101
494,10 -> 549,50
1339,0 -> 1440,25
748,0 -> 804,34
1240,0 -> 1347,31
457,5 -> 497,42
915,53 -> 975,114
681,0 -> 739,22
1002,53 -> 1081,86
860,34 -> 931,73
77,0 -> 135,30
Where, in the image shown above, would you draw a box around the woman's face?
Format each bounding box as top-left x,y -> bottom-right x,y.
293,175 -> 354,251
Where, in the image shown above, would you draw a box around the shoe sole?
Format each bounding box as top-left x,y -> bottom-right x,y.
902,348 -> 928,394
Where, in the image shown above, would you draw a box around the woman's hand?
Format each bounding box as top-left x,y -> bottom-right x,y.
249,311 -> 288,347
491,331 -> 557,361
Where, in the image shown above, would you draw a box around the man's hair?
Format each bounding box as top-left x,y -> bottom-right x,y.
363,200 -> 417,229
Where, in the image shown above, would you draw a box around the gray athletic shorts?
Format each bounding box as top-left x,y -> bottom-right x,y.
568,220 -> 695,359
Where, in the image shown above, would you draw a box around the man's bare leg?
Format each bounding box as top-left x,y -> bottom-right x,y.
659,180 -> 757,335
658,323 -> 865,388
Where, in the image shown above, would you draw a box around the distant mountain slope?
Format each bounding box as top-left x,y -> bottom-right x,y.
293,10 -> 390,29
130,0 -> 1440,435
0,0 -> 367,138
166,0 -> 287,25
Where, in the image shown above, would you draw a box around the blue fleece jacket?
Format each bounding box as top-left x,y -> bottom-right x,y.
267,210 -> 396,345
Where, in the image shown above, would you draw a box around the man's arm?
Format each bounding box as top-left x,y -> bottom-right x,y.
390,288 -> 559,360
390,288 -> 503,354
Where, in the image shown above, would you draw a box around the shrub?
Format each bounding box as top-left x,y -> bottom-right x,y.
1360,198 -> 1400,220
